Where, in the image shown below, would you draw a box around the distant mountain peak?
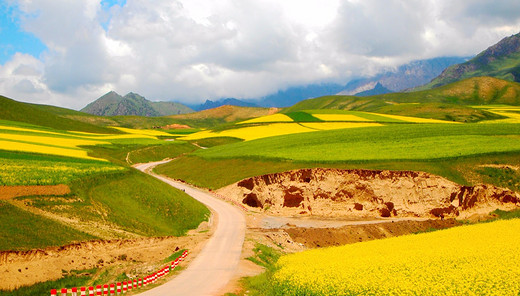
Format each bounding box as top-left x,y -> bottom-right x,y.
420,32 -> 520,89
337,57 -> 467,96
81,91 -> 193,116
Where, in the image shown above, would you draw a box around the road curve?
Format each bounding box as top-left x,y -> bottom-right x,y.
134,160 -> 246,296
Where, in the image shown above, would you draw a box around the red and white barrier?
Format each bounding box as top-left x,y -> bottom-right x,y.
51,252 -> 188,295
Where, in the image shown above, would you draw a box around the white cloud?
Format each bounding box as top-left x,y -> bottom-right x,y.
1,0 -> 520,109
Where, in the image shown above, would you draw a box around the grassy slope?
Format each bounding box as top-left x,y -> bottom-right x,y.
0,201 -> 96,251
127,141 -> 197,164
68,170 -> 209,237
284,77 -> 520,122
0,96 -> 120,134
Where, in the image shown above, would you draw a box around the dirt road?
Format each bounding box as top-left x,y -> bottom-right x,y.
134,161 -> 246,296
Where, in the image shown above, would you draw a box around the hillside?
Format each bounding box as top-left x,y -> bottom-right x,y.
169,105 -> 281,127
339,57 -> 467,95
0,95 -> 121,133
81,91 -> 193,116
284,77 -> 520,122
419,32 -> 520,89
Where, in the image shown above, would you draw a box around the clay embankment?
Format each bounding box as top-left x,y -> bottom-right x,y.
218,168 -> 520,219
0,185 -> 70,199
0,234 -> 211,290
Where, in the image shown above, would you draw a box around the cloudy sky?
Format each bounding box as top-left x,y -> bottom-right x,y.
1,0 -> 520,109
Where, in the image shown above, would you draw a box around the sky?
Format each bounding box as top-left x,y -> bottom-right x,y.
0,0 -> 520,109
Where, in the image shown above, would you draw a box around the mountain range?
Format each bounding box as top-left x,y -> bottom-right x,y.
418,32 -> 520,90
81,91 -> 193,117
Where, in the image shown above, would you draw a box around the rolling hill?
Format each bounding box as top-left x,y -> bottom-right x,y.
81,91 -> 193,116
418,32 -> 520,89
283,77 -> 520,122
0,95 -> 121,134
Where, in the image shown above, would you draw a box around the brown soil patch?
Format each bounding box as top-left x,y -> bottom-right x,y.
0,185 -> 70,200
218,168 -> 520,219
479,164 -> 520,171
283,219 -> 461,248
161,123 -> 191,129
0,231 -> 212,290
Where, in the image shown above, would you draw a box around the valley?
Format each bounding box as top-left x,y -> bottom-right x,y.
2,34 -> 520,296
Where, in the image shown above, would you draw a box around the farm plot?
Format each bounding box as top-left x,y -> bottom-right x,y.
273,218 -> 520,296
195,123 -> 520,162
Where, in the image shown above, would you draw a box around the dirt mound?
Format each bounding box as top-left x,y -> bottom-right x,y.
217,168 -> 520,219
161,123 -> 191,129
0,185 -> 70,199
284,219 -> 461,248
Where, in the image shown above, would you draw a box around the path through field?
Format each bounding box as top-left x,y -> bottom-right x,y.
134,160 -> 246,296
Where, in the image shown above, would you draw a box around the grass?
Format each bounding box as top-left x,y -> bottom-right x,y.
66,170 -> 210,237
239,244 -> 282,296
0,96 -> 119,134
491,209 -> 520,220
194,123 -> 520,162
153,156 -> 307,190
285,111 -> 322,122
189,137 -> 243,148
0,201 -> 96,251
127,141 -> 197,164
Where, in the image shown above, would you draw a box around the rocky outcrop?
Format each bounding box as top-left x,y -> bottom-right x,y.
217,168 -> 520,219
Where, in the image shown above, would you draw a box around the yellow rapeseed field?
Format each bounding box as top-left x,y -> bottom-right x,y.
274,219 -> 520,296
180,123 -> 315,141
239,113 -> 294,124
312,114 -> 374,122
112,126 -> 173,136
300,122 -> 382,130
0,140 -> 99,160
366,112 -> 456,123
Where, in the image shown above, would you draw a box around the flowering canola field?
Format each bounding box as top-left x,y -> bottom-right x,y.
274,219 -> 520,296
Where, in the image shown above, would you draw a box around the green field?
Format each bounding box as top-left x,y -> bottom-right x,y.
193,123 -> 520,162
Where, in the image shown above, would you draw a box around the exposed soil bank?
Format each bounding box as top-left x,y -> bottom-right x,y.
218,168 -> 520,219
0,185 -> 70,199
283,219 -> 461,248
0,233 -> 211,290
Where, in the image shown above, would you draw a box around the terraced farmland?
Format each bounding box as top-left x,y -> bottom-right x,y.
274,219 -> 520,295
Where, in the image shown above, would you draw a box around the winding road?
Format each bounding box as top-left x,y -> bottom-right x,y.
134,160 -> 246,296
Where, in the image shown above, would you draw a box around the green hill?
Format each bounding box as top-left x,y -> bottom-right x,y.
419,32 -> 520,89
0,95 -> 121,133
284,77 -> 520,122
81,91 -> 194,116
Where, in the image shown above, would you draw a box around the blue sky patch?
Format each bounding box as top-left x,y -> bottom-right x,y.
0,3 -> 47,64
